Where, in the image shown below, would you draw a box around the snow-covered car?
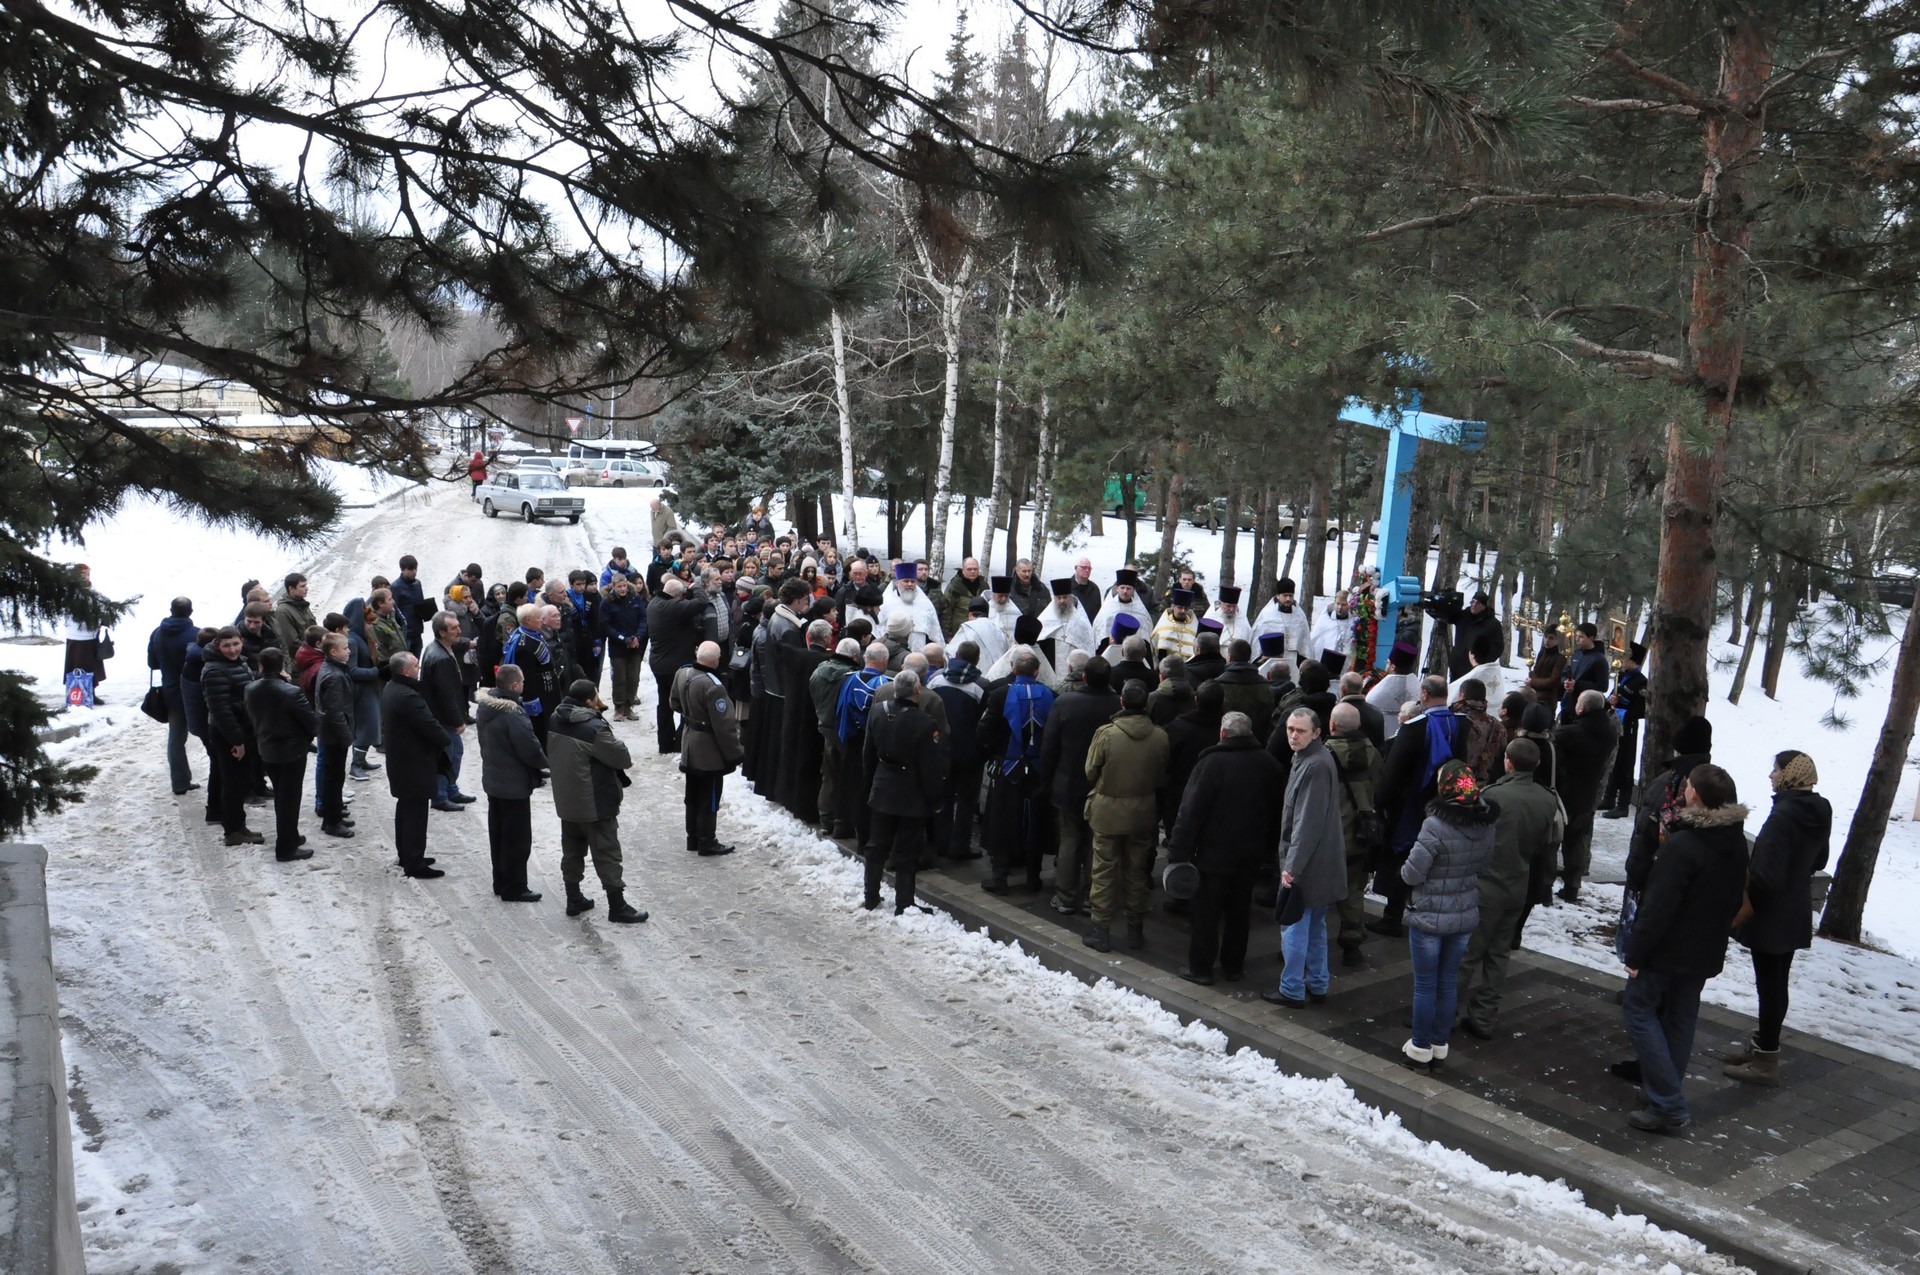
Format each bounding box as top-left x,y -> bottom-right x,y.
572,457 -> 672,489
506,456 -> 569,477
474,469 -> 585,524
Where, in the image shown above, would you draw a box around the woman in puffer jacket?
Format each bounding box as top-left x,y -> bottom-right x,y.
1400,759 -> 1498,1072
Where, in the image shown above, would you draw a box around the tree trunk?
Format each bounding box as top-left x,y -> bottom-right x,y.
962,495 -> 974,559
1029,396 -> 1056,575
978,246 -> 1019,576
925,251 -> 974,579
829,306 -> 861,551
1820,603 -> 1920,942
1727,576 -> 1744,644
1644,19 -> 1770,772
1302,467 -> 1330,610
1004,460 -> 1026,577
1333,438 -> 1349,597
818,492 -> 834,545
1761,558 -> 1795,700
885,485 -> 901,560
1422,466 -> 1463,674
1727,575 -> 1768,706
1120,473 -> 1139,564
1251,480 -> 1274,598
922,470 -> 936,566
1219,477 -> 1241,586
1161,469 -> 1186,597
791,488 -> 819,543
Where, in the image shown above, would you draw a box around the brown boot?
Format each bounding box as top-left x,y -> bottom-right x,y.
1723,1047 -> 1780,1087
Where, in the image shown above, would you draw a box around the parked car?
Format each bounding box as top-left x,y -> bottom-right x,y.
506,455 -> 570,478
1186,498 -> 1258,532
570,457 -> 672,488
474,469 -> 586,524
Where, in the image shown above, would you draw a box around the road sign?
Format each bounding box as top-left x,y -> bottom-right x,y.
566,417 -> 583,436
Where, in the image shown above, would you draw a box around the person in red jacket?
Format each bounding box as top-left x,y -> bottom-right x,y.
468,449 -> 488,490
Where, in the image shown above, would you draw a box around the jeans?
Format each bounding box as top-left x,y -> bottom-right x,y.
166,705 -> 192,792
1408,928 -> 1471,1048
1621,968 -> 1704,1120
313,742 -> 327,815
1280,905 -> 1332,1000
1751,949 -> 1795,1051
435,730 -> 465,802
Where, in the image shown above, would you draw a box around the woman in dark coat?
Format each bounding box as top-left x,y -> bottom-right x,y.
1512,701 -> 1561,946
1723,751 -> 1832,1087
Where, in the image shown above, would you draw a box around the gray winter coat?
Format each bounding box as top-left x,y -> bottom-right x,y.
1400,800 -> 1499,936
1281,738 -> 1348,909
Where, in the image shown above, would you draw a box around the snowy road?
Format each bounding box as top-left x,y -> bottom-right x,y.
41,485 -> 1740,1273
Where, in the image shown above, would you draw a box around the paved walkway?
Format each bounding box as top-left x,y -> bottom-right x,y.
850,841 -> 1920,1275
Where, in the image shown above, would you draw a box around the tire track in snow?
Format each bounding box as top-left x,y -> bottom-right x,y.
176,811 -> 461,1273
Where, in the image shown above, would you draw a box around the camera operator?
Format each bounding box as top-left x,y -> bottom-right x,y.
1423,589 -> 1501,682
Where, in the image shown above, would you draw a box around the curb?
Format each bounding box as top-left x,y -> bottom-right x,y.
0,842 -> 87,1275
883,856 -> 1868,1275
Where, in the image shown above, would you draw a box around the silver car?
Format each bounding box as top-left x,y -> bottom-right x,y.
474,469 -> 585,524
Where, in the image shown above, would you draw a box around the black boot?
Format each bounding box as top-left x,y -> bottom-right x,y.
980,875 -> 1010,895
566,885 -> 596,917
1082,926 -> 1112,952
606,891 -> 647,923
1125,920 -> 1145,950
698,841 -> 735,857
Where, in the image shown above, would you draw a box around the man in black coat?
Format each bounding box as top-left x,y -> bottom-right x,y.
1552,688 -> 1619,902
1182,631 -> 1227,688
421,611 -> 476,812
475,665 -> 549,901
646,576 -> 711,753
243,647 -> 317,860
1429,590 -> 1502,681
1368,675 -> 1468,935
1106,633 -> 1154,696
1168,711 -> 1286,984
313,634 -> 357,838
1559,622 -> 1611,722
1619,763 -> 1749,1133
392,554 -> 428,654
148,597 -> 198,794
861,669 -> 948,915
200,626 -> 262,845
381,652 -> 452,879
1036,655 -> 1120,916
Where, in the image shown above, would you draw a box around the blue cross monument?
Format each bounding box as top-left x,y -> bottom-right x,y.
1338,391 -> 1487,668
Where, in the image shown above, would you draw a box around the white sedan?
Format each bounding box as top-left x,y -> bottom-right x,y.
474,469 -> 585,524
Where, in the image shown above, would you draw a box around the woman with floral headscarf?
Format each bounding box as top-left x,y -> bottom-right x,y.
1399,760 -> 1498,1071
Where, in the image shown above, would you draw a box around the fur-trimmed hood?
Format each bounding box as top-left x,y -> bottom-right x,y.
1671,803 -> 1750,830
474,686 -> 526,716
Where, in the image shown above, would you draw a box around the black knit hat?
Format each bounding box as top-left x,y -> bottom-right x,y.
1674,715 -> 1713,756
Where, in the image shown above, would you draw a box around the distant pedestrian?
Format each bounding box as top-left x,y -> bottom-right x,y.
1723,752 -> 1832,1087
148,597 -> 198,794
1399,761 -> 1497,1072
61,563 -> 111,701
475,665 -> 549,902
245,647 -> 317,861
548,680 -> 647,922
380,652 -> 451,879
671,642 -> 744,858
860,668 -> 947,915
1619,764 -> 1749,1133
1262,707 -> 1347,1008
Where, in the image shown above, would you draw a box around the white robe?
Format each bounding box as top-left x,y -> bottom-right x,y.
953,616 -> 1009,671
1036,599 -> 1098,661
1309,604 -> 1354,664
880,583 -> 944,651
1366,671 -> 1422,740
1092,591 -> 1153,643
1251,599 -> 1311,662
987,597 -> 1023,637
1213,607 -> 1252,648
986,646 -> 1060,690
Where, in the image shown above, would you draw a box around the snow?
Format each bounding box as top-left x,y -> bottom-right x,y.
2,457 -> 422,726
14,478 -> 1761,1273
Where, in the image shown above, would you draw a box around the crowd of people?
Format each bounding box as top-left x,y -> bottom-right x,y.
142,498 -> 1833,1136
